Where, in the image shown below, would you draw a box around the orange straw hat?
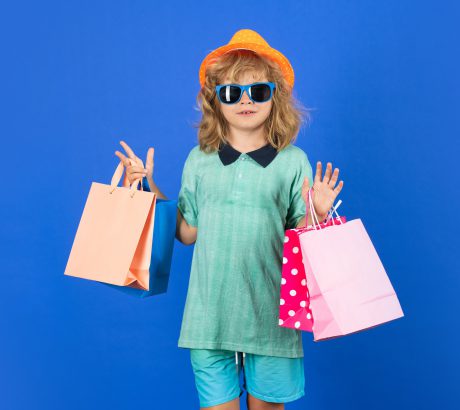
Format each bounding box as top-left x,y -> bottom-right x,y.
199,29 -> 295,89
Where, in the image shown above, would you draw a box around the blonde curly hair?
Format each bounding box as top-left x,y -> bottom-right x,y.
192,49 -> 312,154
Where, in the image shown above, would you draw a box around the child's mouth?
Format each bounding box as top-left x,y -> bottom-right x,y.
237,111 -> 256,116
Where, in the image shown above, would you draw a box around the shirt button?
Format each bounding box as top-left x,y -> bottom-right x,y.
241,157 -> 245,161
238,173 -> 242,178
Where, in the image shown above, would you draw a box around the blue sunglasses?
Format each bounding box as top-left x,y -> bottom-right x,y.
215,82 -> 276,104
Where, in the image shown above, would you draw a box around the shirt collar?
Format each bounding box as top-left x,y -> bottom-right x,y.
218,141 -> 278,168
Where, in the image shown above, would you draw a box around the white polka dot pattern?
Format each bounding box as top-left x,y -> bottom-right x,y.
278,226 -> 314,332
278,215 -> 350,334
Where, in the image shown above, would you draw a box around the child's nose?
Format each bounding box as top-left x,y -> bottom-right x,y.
240,89 -> 252,103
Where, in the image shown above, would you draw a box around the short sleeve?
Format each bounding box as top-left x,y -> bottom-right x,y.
285,150 -> 313,230
177,150 -> 199,227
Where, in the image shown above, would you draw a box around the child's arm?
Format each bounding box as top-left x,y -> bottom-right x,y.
176,209 -> 198,245
143,176 -> 167,199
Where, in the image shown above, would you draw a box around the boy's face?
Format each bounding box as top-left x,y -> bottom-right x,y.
218,71 -> 273,135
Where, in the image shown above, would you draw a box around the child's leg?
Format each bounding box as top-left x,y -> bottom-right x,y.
202,396 -> 240,410
246,393 -> 284,410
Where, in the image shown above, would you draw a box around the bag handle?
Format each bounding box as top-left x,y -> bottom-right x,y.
324,199 -> 343,224
109,159 -> 142,197
305,187 -> 344,231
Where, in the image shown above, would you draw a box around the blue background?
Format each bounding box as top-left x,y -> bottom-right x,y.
2,1 -> 458,409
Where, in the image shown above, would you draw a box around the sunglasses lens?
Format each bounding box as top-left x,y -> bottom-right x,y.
250,84 -> 272,102
218,85 -> 242,104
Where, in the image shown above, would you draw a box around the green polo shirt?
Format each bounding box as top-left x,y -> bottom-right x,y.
167,141 -> 312,358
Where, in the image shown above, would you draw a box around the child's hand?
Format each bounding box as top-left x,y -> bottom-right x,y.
301,161 -> 344,221
114,140 -> 152,187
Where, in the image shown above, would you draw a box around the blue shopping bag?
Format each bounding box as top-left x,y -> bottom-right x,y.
101,198 -> 177,298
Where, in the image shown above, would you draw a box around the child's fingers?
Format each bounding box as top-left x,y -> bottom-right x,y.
134,156 -> 144,167
128,165 -> 148,175
302,176 -> 310,189
334,180 -> 344,194
301,177 -> 310,201
128,173 -> 147,184
145,147 -> 155,176
119,140 -> 137,160
328,167 -> 340,187
323,162 -> 333,183
115,151 -> 131,168
315,161 -> 322,182
146,147 -> 154,167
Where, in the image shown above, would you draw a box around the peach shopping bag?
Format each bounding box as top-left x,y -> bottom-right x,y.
64,160 -> 158,291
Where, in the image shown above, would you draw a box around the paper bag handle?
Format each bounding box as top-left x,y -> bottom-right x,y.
109,159 -> 142,197
305,187 -> 344,231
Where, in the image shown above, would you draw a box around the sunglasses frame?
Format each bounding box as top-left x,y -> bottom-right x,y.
215,81 -> 276,105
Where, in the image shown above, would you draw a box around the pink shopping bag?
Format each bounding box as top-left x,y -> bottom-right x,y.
64,160 -> 157,290
298,188 -> 404,341
279,212 -> 346,332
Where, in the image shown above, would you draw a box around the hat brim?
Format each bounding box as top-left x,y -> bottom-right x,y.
199,42 -> 294,89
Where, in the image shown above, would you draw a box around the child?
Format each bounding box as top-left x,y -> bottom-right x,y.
116,29 -> 343,410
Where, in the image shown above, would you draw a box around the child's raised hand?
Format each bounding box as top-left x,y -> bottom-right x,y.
301,161 -> 344,221
114,140 -> 149,187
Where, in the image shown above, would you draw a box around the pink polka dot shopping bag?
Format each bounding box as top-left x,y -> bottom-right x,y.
279,188 -> 404,341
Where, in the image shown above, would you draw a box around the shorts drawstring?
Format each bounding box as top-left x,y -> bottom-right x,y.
235,351 -> 246,372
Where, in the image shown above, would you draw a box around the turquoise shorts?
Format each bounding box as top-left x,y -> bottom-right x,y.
189,348 -> 305,408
